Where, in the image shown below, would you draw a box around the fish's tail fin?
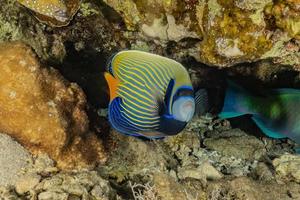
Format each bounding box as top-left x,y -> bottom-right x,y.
218,80 -> 251,119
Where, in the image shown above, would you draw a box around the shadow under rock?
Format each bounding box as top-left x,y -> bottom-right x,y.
56,42 -> 113,142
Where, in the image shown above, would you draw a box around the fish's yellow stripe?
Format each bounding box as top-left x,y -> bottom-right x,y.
130,56 -> 170,86
118,62 -> 162,95
123,58 -> 165,91
122,98 -> 159,117
117,61 -> 152,85
130,57 -> 167,88
156,59 -> 175,79
116,64 -> 145,86
122,103 -> 160,119
118,89 -> 151,107
119,84 -> 153,104
128,52 -> 175,78
117,66 -> 153,98
118,91 -> 155,112
120,103 -> 160,121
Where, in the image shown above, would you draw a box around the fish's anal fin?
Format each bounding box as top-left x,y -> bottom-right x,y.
295,147 -> 300,154
251,115 -> 286,139
218,112 -> 245,119
104,72 -> 119,102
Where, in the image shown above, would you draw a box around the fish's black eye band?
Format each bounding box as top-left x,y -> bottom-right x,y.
172,88 -> 194,103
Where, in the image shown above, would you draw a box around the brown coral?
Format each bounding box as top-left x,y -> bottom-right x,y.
0,41 -> 106,170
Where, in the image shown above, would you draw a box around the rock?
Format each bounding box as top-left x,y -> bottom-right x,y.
204,129 -> 266,160
152,173 -> 195,200
101,131 -> 177,182
166,128 -> 257,177
15,173 -> 41,195
207,177 -> 300,200
0,41 -> 106,170
35,171 -> 116,200
17,0 -> 80,27
103,0 -> 300,68
0,187 -> 19,199
30,154 -> 59,175
0,133 -> 32,187
273,154 -> 300,183
253,162 -> 274,181
38,191 -> 69,200
177,161 -> 223,182
265,0 -> 300,39
90,185 -> 109,200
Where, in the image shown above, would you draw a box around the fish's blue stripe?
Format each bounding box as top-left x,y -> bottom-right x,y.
109,97 -> 146,134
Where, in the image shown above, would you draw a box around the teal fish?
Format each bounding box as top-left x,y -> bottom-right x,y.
217,81 -> 300,144
104,50 -> 195,138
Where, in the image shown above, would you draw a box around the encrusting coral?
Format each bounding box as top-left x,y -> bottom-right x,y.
0,41 -> 107,170
104,0 -> 300,68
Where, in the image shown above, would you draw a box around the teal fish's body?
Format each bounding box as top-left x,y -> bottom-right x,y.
105,50 -> 195,138
219,81 -> 300,144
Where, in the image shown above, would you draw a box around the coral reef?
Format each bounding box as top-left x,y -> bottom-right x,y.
0,0 -> 299,199
104,0 -> 300,68
0,41 -> 106,170
273,154 -> 300,183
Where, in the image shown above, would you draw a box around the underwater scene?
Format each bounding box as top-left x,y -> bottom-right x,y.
0,0 -> 299,199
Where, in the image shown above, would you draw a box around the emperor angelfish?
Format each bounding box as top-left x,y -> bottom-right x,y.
217,81 -> 300,144
104,50 -> 195,138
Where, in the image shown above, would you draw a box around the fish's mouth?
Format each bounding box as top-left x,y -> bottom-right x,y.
53,9 -> 69,22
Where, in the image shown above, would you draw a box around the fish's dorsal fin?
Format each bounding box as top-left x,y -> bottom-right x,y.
104,72 -> 119,102
271,88 -> 300,95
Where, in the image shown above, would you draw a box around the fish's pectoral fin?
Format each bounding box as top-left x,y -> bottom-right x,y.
104,72 -> 119,101
194,88 -> 209,116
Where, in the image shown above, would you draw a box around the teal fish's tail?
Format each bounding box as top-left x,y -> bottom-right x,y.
218,81 -> 251,119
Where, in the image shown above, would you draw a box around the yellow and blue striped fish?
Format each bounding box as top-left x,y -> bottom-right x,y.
104,50 -> 195,138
